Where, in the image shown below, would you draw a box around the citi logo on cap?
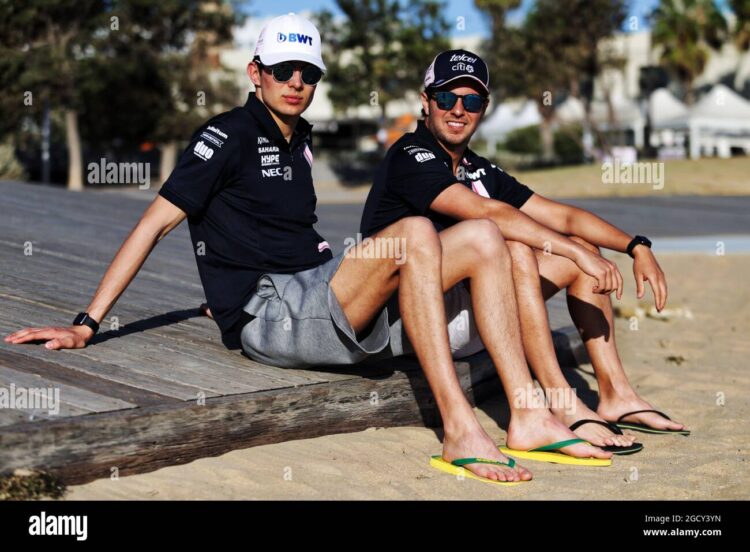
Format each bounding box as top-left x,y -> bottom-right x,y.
276,32 -> 313,45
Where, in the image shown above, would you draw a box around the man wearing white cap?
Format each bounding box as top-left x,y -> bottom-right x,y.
7,17 -> 616,486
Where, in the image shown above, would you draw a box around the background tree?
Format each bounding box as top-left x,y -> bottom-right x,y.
730,0 -> 750,51
651,0 -> 729,104
0,0 -> 242,188
477,0 -> 627,161
315,0 -> 450,152
0,0 -> 108,190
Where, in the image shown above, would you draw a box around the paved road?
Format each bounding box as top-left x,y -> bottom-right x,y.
315,196 -> 750,253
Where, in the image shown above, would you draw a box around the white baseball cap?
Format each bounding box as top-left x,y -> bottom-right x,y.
254,13 -> 326,73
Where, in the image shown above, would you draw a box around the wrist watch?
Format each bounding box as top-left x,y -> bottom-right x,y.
72,312 -> 100,335
627,235 -> 652,258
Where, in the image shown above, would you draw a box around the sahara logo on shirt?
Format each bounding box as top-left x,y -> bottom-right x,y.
193,140 -> 215,161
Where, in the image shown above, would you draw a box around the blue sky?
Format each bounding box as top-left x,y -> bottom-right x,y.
240,0 -> 688,37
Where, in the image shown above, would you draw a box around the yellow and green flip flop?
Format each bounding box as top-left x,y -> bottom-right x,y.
430,455 -> 527,486
498,438 -> 612,466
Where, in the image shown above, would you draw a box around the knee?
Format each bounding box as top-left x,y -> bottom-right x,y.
506,240 -> 539,274
569,235 -> 600,255
398,216 -> 440,256
463,219 -> 509,263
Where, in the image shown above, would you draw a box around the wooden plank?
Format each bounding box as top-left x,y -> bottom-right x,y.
0,348 -> 180,408
0,365 -> 136,413
0,238 -> 202,293
0,353 -> 499,485
0,273 -> 364,386
0,374 -> 92,421
0,297 -> 354,392
0,313 -> 216,400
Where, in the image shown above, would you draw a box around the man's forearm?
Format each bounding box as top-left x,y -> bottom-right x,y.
566,207 -> 632,253
84,221 -> 163,324
486,202 -> 586,261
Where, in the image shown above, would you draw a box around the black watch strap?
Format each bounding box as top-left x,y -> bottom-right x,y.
73,312 -> 100,334
627,235 -> 652,258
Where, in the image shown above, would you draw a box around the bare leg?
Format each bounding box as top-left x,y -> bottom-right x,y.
505,240 -> 635,447
331,217 -> 531,482
435,222 -> 609,459
564,237 -> 687,431
332,219 -> 610,481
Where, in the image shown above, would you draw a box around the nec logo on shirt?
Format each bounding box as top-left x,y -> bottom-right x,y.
193,140 -> 214,161
414,152 -> 436,163
276,32 -> 313,45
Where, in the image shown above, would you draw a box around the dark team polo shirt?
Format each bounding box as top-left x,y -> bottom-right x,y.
360,120 -> 535,237
159,93 -> 332,350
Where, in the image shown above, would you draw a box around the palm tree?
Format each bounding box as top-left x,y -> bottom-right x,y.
651,0 -> 729,104
729,0 -> 750,51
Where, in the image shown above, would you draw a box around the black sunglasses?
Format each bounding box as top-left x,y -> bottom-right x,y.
430,90 -> 487,113
255,58 -> 323,86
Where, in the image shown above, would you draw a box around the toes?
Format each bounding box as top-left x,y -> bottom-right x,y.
583,444 -> 612,459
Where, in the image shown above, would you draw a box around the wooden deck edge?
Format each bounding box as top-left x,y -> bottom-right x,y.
0,326 -> 584,487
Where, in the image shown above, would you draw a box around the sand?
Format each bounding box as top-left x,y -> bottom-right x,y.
64,252 -> 750,500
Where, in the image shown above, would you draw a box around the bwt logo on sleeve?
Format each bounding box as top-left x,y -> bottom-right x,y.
276,32 -> 313,45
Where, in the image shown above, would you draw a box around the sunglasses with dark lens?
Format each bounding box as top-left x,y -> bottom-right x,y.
431,90 -> 487,113
258,60 -> 323,86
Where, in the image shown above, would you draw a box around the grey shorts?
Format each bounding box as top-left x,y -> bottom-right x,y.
240,250 -> 486,368
240,250 -> 391,368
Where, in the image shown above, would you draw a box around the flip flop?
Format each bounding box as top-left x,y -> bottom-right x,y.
607,409 -> 690,436
498,438 -> 612,466
569,419 -> 644,455
429,455 -> 527,486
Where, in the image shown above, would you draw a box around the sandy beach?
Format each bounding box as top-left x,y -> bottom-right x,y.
64,252 -> 750,500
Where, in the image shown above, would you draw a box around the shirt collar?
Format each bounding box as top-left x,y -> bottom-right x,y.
414,119 -> 477,168
243,93 -> 313,149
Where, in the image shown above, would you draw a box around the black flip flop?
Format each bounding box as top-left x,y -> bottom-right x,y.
569,419 -> 644,455
608,409 -> 690,436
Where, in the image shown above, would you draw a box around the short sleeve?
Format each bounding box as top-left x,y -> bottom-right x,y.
159,121 -> 239,217
489,163 -> 534,208
385,146 -> 458,214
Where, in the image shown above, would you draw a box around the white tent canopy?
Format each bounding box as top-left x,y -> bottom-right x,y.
649,88 -> 689,126
652,84 -> 750,158
556,93 -> 645,147
477,99 -> 541,147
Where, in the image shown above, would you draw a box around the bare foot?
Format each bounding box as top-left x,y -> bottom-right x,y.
598,394 -> 687,432
506,410 -> 613,459
552,399 -> 636,448
199,303 -> 213,320
442,424 -> 533,483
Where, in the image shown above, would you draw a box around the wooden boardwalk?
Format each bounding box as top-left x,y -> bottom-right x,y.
0,180 -> 583,485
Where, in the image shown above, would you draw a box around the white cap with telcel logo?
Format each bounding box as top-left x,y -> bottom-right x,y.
253,13 -> 326,72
